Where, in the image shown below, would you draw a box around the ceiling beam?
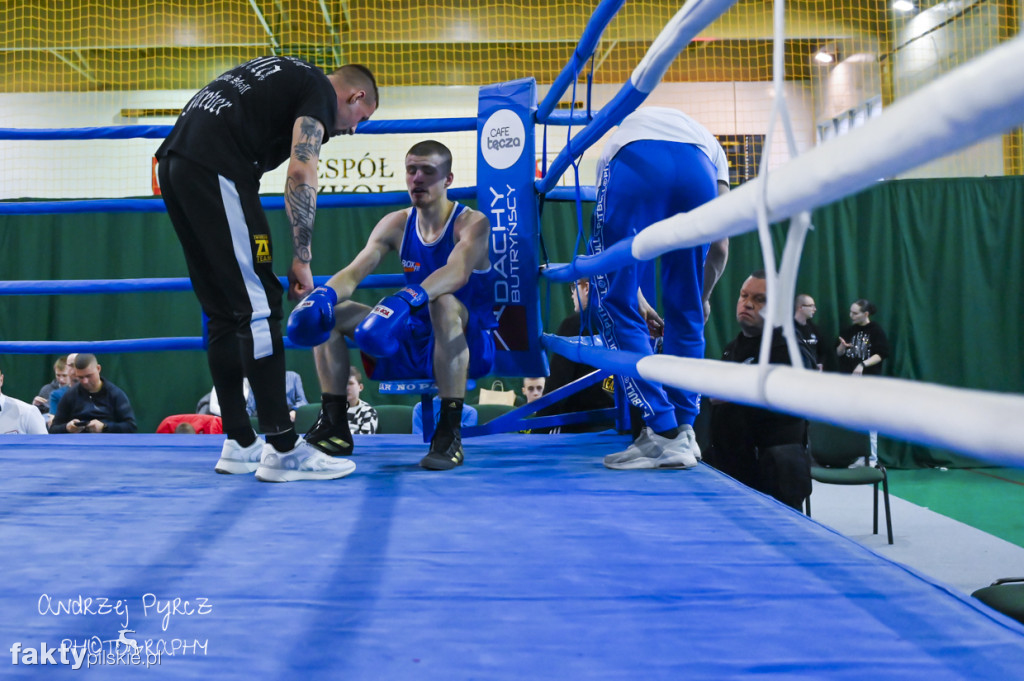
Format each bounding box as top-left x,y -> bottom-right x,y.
47,49 -> 96,83
318,0 -> 343,66
247,0 -> 280,52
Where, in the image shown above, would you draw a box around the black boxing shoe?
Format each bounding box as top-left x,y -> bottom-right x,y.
420,429 -> 464,470
303,407 -> 354,456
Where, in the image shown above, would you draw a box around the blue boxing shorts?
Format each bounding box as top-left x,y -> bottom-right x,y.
361,311 -> 496,381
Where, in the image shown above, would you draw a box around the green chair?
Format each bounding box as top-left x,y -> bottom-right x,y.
474,403 -> 516,425
803,420 -> 893,544
293,402 -> 322,434
972,578 -> 1024,625
375,404 -> 414,434
250,403 -> 322,435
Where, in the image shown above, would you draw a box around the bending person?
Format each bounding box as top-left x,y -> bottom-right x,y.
288,140 -> 496,470
592,107 -> 730,470
156,57 -> 378,483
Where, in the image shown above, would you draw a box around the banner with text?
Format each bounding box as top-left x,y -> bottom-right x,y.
476,78 -> 547,378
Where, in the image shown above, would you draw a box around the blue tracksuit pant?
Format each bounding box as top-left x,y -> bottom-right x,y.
589,140 -> 719,432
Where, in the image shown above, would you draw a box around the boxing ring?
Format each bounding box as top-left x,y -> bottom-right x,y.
3,0 -> 1024,676
4,433 -> 1024,679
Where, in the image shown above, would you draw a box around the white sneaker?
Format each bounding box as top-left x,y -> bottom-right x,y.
683,424 -> 701,462
255,440 -> 356,483
604,427 -> 699,470
215,437 -> 266,474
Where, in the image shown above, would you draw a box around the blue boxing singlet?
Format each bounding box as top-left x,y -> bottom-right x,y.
399,202 -> 497,329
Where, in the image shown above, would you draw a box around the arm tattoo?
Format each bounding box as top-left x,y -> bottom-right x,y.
285,177 -> 317,263
293,117 -> 323,163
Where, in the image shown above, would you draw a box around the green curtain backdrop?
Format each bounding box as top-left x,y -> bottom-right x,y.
2,177 -> 1021,466
0,203 -> 399,433
702,177 -> 1024,467
0,199 -> 585,432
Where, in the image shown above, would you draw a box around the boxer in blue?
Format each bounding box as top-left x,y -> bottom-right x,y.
288,140 -> 496,470
592,108 -> 730,470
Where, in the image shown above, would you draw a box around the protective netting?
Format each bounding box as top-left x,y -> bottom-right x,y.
0,0 -> 1019,199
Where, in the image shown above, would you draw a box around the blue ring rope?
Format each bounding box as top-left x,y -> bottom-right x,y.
0,188 -> 476,215
536,1 -> 741,195
536,83 -> 649,195
0,118 -> 476,141
0,337 -> 373,354
0,338 -> 207,353
0,273 -> 407,296
541,333 -> 647,380
0,187 -> 592,215
536,0 -> 627,123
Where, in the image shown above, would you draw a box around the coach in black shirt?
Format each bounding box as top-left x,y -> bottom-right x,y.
155,57 -> 378,470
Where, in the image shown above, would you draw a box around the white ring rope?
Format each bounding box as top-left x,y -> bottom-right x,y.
632,34 -> 1024,258
638,356 -> 1024,465
755,0 -> 814,374
630,0 -> 740,93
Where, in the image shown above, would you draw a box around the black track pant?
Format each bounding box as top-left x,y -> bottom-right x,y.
707,403 -> 810,509
158,153 -> 294,443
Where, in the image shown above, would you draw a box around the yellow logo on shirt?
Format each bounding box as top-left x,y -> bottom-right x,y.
254,234 -> 271,263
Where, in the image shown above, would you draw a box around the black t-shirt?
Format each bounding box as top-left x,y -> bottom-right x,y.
156,56 -> 337,184
837,321 -> 889,374
723,327 -> 816,371
722,327 -> 793,368
717,327 -> 806,445
794,319 -> 820,365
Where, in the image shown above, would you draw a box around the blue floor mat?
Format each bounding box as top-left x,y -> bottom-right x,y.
2,433 -> 1023,679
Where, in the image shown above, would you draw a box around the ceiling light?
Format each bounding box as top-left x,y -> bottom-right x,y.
893,0 -> 915,12
814,50 -> 835,64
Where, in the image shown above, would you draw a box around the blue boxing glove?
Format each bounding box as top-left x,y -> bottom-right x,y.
286,286 -> 338,347
354,284 -> 429,357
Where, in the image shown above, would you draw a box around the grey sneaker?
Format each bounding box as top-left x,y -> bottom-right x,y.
215,437 -> 266,474
604,427 -> 698,470
255,440 -> 356,482
603,428 -> 658,467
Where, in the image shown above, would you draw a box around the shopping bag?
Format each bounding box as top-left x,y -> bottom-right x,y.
478,380 -> 516,406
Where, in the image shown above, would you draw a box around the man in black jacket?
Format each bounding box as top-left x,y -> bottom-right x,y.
707,271 -> 811,509
49,354 -> 137,433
